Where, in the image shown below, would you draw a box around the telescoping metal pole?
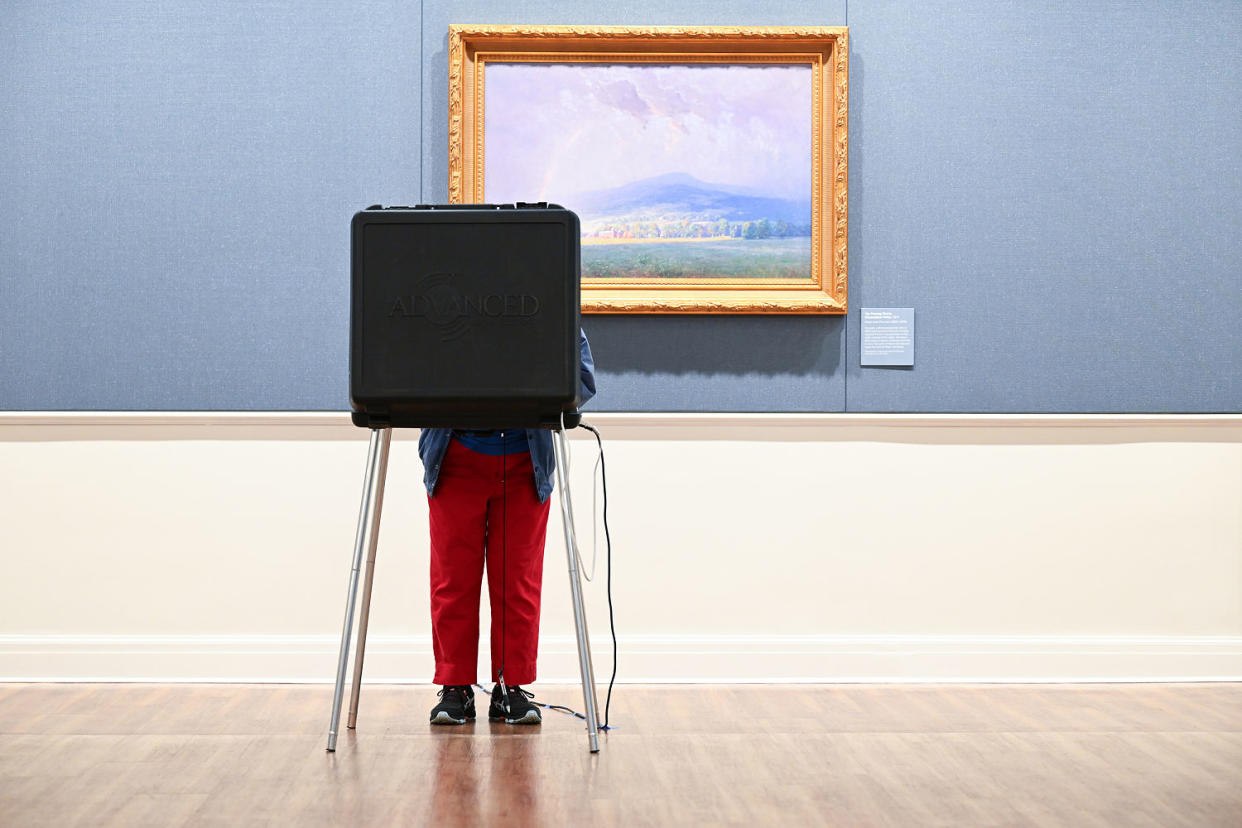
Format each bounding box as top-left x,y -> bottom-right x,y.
327,426 -> 392,752
347,480 -> 383,730
552,427 -> 601,753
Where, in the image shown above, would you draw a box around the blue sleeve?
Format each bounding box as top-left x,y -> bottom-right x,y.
579,329 -> 596,407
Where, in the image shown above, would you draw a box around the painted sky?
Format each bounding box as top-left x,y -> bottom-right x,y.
484,63 -> 811,203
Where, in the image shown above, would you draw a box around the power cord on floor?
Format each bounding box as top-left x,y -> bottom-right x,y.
472,683 -> 596,723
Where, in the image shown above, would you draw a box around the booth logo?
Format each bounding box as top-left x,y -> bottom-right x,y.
388,273 -> 540,341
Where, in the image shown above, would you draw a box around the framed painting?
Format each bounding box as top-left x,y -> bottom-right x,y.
448,24 -> 849,314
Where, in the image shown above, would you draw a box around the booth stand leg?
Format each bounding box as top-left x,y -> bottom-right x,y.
552,428 -> 601,753
347,478 -> 384,729
327,426 -> 391,752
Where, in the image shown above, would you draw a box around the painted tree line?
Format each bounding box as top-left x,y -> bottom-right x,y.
586,217 -> 812,240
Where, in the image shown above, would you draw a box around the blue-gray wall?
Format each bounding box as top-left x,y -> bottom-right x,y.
2,1 -> 1239,412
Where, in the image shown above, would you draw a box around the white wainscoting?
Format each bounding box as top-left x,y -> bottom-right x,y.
2,413 -> 1240,683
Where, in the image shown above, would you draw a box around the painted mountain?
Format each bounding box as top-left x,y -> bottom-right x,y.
568,172 -> 812,235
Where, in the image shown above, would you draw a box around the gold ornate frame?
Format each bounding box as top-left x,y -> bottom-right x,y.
448,24 -> 848,314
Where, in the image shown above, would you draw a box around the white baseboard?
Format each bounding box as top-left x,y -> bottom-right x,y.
4,634 -> 1240,683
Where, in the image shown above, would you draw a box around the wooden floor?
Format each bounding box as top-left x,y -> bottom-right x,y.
1,683 -> 1239,826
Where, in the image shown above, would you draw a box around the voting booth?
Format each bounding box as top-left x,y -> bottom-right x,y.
330,204 -> 601,753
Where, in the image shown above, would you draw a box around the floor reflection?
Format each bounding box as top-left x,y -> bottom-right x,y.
427,727 -> 482,826
485,721 -> 543,824
428,721 -> 547,826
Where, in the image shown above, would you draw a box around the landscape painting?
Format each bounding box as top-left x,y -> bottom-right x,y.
449,24 -> 848,313
483,62 -> 814,284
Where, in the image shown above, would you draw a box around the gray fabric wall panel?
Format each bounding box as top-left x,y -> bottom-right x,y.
0,1 -> 421,410
420,0 -> 849,413
1,1 -> 1239,413
845,0 -> 1242,412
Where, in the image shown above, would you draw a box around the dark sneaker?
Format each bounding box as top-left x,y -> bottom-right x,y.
429,685 -> 475,725
488,684 -> 542,725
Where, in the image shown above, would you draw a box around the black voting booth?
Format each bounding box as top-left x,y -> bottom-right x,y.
349,204 -> 583,429
330,204 -> 601,752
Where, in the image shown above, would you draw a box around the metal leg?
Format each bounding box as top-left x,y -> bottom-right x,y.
347,469 -> 385,729
327,427 -> 392,752
552,428 -> 601,753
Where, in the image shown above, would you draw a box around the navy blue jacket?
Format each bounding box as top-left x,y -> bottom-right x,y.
417,330 -> 596,503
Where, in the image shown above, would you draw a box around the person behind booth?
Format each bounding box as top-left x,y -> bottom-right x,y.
418,330 -> 596,725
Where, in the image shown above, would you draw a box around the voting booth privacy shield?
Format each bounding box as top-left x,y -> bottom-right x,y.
349,204 -> 582,429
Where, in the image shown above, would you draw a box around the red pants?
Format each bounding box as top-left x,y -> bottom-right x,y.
428,439 -> 551,686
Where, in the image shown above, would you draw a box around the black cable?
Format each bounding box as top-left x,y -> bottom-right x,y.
498,429 -> 509,713
472,683 -> 586,721
480,424 -> 617,731
579,422 -> 615,730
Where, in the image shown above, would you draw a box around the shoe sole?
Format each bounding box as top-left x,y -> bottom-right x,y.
489,711 -> 542,725
430,711 -> 475,726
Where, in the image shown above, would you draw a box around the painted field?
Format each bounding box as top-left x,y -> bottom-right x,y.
582,237 -> 813,281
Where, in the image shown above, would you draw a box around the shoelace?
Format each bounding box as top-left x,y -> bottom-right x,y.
438,685 -> 473,703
